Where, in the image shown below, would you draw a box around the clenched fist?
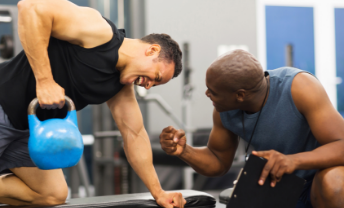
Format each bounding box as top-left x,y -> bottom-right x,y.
36,78 -> 65,109
155,191 -> 186,208
159,126 -> 186,156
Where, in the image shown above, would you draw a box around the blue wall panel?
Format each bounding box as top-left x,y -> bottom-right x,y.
266,6 -> 315,74
0,1 -> 20,5
335,8 -> 344,114
69,0 -> 89,7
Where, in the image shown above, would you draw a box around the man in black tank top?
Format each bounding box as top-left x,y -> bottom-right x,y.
0,1 -> 185,207
160,50 -> 344,208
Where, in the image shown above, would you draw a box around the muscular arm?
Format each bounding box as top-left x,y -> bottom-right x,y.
108,87 -> 186,208
290,72 -> 344,169
178,109 -> 239,176
106,85 -> 162,197
17,0 -> 112,107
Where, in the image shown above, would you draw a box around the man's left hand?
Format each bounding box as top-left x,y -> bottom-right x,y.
155,191 -> 186,208
252,150 -> 297,187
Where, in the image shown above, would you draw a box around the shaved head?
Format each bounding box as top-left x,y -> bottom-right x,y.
207,49 -> 264,92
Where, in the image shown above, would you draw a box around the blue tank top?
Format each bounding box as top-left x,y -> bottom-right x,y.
220,67 -> 320,179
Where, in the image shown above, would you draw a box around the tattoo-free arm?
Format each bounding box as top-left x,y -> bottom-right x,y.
107,85 -> 163,197
179,109 -> 239,176
107,85 -> 187,208
290,72 -> 344,169
17,0 -> 112,108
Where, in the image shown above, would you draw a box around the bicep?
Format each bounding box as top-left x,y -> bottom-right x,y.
19,0 -> 112,47
208,109 -> 239,167
292,73 -> 344,145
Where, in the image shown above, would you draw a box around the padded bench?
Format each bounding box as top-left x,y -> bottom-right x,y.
0,190 -> 216,208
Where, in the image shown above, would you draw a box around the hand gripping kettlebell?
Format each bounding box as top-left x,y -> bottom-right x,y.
27,96 -> 84,170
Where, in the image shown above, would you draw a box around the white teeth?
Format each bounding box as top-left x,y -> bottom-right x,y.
135,76 -> 143,85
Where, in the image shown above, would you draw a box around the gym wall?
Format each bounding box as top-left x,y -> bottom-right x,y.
145,0 -> 258,135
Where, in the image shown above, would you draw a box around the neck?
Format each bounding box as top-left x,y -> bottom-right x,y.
241,76 -> 270,114
116,38 -> 142,72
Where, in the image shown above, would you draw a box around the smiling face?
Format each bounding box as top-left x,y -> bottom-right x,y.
120,58 -> 175,89
134,59 -> 175,89
119,44 -> 175,89
205,68 -> 239,112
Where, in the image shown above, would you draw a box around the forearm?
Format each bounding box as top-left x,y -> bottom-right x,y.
18,1 -> 53,82
179,145 -> 232,176
123,129 -> 162,198
291,140 -> 344,170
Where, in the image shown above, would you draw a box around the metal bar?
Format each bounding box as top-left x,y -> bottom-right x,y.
88,0 -> 97,9
182,42 -> 194,189
70,166 -> 80,198
285,44 -> 293,67
77,155 -> 92,197
104,0 -> 111,19
118,0 -> 125,28
143,94 -> 185,129
92,104 -> 103,196
93,158 -> 124,166
128,0 -> 146,38
94,130 -> 121,138
101,103 -> 114,195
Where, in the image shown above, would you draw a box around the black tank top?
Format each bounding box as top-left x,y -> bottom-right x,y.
0,19 -> 125,130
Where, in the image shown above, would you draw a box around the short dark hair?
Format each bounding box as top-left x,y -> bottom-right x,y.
141,33 -> 182,78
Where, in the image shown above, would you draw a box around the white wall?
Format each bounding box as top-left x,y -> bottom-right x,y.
145,0 -> 257,134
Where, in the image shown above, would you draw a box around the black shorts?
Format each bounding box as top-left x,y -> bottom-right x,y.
0,105 -> 36,174
295,175 -> 314,208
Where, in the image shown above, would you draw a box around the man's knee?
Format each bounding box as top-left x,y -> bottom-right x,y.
35,181 -> 68,205
312,166 -> 344,207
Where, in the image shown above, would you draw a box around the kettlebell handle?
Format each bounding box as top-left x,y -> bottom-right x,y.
28,96 -> 76,115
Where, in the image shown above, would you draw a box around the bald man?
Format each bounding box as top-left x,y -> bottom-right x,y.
160,49 -> 344,208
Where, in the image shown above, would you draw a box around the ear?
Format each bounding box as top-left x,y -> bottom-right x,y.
236,89 -> 246,102
145,44 -> 161,57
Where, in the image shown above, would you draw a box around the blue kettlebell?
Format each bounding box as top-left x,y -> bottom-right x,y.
27,96 -> 84,170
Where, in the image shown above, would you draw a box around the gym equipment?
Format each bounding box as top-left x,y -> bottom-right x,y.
0,190 -> 216,208
27,96 -> 84,170
219,155 -> 305,208
0,35 -> 13,59
0,6 -> 22,60
182,42 -> 194,190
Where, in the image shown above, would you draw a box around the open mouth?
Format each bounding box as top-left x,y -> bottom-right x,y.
135,76 -> 145,85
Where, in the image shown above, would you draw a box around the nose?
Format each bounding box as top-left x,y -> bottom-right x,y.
205,89 -> 210,98
144,81 -> 153,90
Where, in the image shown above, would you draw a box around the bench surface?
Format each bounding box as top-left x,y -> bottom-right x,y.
0,190 -> 216,208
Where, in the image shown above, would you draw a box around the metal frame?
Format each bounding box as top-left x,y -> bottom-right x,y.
0,5 -> 23,62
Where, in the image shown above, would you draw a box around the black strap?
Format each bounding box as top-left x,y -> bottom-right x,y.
242,75 -> 270,161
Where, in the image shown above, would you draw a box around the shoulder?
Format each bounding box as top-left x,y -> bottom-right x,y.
268,67 -> 304,78
291,72 -> 327,114
212,109 -> 237,137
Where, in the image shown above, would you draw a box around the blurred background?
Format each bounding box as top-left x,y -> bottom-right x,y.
0,0 -> 343,206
